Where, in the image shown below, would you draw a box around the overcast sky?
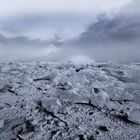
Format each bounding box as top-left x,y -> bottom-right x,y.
0,0 -> 130,18
0,0 -> 131,40
0,0 -> 139,61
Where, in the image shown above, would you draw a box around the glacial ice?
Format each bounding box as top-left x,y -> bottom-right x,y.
0,62 -> 140,140
41,97 -> 62,114
127,109 -> 140,124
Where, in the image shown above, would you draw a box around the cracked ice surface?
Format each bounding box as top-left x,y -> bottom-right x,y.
0,62 -> 140,139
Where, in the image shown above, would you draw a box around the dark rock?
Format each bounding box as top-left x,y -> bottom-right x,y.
98,126 -> 109,132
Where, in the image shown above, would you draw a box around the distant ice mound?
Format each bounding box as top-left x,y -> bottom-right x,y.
67,55 -> 94,65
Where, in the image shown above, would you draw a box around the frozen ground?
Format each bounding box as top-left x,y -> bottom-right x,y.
0,61 -> 140,140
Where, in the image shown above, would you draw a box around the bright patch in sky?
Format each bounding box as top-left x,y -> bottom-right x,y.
0,0 -> 131,18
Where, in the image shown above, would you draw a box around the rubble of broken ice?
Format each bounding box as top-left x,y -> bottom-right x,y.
0,61 -> 140,139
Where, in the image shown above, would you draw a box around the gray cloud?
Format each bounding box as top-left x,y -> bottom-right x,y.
77,0 -> 140,46
1,14 -> 90,40
0,34 -> 63,61
0,34 -> 61,47
79,15 -> 140,45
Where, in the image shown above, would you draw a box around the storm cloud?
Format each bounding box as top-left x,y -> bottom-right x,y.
78,0 -> 140,46
60,0 -> 140,61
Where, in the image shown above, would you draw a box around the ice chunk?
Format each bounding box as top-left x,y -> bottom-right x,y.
18,132 -> 34,139
53,76 -> 62,86
74,65 -> 85,72
0,119 -> 5,129
59,88 -> 89,104
127,109 -> 140,124
63,70 -> 72,77
0,78 -> 12,93
90,91 -> 110,108
57,81 -> 72,90
41,97 -> 62,114
53,76 -> 72,90
105,86 -> 134,101
34,70 -> 58,82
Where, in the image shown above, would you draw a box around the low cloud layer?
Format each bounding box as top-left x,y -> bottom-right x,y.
0,34 -> 63,47
1,14 -> 89,41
